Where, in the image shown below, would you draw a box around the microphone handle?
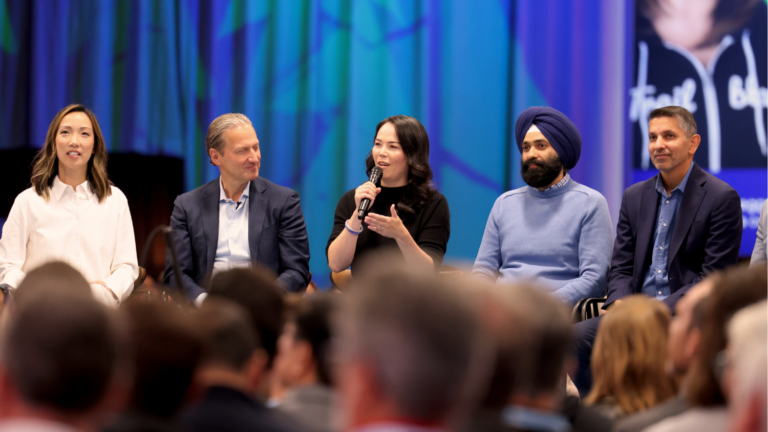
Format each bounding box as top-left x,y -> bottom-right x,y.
357,167 -> 382,220
357,198 -> 371,220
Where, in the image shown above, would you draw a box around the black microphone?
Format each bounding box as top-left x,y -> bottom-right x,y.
357,166 -> 383,220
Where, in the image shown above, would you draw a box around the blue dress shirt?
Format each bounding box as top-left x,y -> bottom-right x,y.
502,405 -> 570,432
213,179 -> 251,276
641,162 -> 694,300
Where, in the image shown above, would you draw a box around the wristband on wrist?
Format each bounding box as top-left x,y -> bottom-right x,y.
345,220 -> 363,235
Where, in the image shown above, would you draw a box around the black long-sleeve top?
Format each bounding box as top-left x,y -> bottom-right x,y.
326,185 -> 450,274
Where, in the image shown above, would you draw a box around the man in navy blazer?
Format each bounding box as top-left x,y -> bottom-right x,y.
164,113 -> 310,299
572,106 -> 742,395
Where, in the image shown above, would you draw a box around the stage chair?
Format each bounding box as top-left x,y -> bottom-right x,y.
572,296 -> 607,322
134,266 -> 147,290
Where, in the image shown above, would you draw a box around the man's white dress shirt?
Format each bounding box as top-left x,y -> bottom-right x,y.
0,177 -> 139,306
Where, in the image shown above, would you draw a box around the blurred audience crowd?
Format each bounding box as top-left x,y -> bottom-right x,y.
0,257 -> 763,432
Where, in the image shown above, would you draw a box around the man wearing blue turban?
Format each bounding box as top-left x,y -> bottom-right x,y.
472,107 -> 613,306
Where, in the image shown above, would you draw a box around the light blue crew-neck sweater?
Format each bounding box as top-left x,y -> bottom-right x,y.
472,178 -> 613,305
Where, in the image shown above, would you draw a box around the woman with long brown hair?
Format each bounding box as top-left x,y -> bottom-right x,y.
326,115 -> 450,275
585,295 -> 677,420
0,104 -> 138,306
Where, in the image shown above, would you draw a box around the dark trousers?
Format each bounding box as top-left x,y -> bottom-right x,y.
573,315 -> 603,397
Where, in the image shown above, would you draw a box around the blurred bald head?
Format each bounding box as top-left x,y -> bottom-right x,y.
15,261 -> 90,305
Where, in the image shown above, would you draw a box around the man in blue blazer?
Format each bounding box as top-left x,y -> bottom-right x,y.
164,113 -> 310,300
572,106 -> 743,395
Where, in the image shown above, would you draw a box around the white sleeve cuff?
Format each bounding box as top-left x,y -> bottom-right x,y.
195,293 -> 208,307
90,284 -> 118,308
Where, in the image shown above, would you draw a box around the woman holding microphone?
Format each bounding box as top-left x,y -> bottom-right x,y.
0,104 -> 139,306
327,115 -> 450,274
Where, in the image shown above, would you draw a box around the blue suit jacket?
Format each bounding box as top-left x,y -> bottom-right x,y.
605,163 -> 742,312
164,176 -> 310,297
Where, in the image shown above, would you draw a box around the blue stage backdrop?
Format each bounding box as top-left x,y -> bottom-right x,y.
0,0 -> 759,287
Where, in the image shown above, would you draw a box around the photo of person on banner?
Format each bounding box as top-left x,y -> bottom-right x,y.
630,0 -> 767,172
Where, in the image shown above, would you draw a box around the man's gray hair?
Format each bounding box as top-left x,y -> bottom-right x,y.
727,300 -> 767,389
337,268 -> 488,422
726,300 -> 767,431
649,106 -> 697,138
205,113 -> 252,165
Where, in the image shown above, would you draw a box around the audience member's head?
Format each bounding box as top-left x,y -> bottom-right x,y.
1,263 -> 93,343
193,298 -> 267,393
476,282 -> 572,411
334,267 -> 488,428
666,276 -> 716,378
687,264 -> 767,407
725,301 -> 767,432
0,291 -> 123,428
274,294 -> 335,390
207,267 -> 285,368
15,261 -> 91,304
586,295 -> 676,417
120,300 -> 203,419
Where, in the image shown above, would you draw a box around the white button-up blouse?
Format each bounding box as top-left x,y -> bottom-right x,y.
0,176 -> 139,301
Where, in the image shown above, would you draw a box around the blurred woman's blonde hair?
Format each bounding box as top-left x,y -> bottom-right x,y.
586,295 -> 677,415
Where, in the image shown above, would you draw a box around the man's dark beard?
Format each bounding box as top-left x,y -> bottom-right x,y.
521,154 -> 564,188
